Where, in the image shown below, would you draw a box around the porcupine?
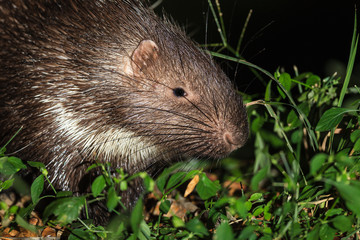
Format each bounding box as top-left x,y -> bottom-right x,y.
0,0 -> 249,221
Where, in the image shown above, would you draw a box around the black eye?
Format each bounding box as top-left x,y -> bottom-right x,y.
173,87 -> 186,97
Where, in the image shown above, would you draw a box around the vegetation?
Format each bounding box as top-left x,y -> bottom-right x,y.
0,1 -> 359,239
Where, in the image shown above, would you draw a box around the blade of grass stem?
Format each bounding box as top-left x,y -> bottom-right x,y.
338,11 -> 358,108
265,105 -> 294,154
236,9 -> 253,54
0,126 -> 23,153
215,0 -> 227,43
332,12 -> 358,152
207,0 -> 227,47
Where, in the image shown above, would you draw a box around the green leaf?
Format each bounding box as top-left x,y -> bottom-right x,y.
86,163 -> 101,172
31,175 -> 44,204
156,168 -> 199,193
319,224 -> 336,240
251,167 -> 268,190
159,200 -> 171,214
264,207 -> 272,221
265,80 -> 272,102
91,175 -> 106,197
306,74 -> 321,86
0,158 -> 18,175
238,226 -> 257,240
68,229 -> 98,240
249,193 -> 263,202
260,130 -> 284,148
310,153 -> 328,175
106,186 -> 118,212
0,147 -> 5,156
131,198 -> 143,235
156,165 -> 179,192
291,129 -> 303,144
235,198 -> 248,219
350,129 -> 360,142
214,222 -> 234,240
0,178 -> 14,191
277,73 -> 292,99
127,234 -> 137,240
298,185 -> 319,201
166,172 -> 186,190
120,181 -> 127,191
16,215 -> 38,234
280,202 -> 295,217
142,174 -> 155,192
56,191 -> 73,198
290,222 -> 302,238
43,197 -> 85,225
138,220 -> 151,240
172,215 -> 185,228
196,173 -> 220,200
93,226 -> 106,239
332,215 -> 353,232
287,102 -> 310,129
18,203 -> 35,218
325,208 -> 343,217
0,201 -> 8,211
107,218 -> 126,238
315,107 -> 349,131
185,218 -> 209,237
184,169 -> 199,180
27,161 -> 46,170
251,116 -> 265,133
28,161 -> 48,175
306,224 -> 320,240
7,157 -> 27,170
326,180 -> 360,216
252,206 -> 263,217
9,205 -> 18,214
0,156 -> 26,175
353,138 -> 360,152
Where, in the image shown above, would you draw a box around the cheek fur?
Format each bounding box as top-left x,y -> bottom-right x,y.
44,99 -> 161,170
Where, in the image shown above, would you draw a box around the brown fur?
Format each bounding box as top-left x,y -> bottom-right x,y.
0,0 -> 248,218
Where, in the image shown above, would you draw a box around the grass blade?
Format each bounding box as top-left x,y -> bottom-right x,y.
338,11 -> 358,107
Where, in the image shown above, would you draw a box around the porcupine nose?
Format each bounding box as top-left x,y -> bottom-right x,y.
223,131 -> 244,153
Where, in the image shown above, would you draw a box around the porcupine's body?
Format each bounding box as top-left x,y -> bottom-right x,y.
0,0 -> 248,218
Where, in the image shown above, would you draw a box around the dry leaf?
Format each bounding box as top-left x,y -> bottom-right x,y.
184,175 -> 199,197
42,226 -> 57,237
223,181 -> 245,196
28,217 -> 39,226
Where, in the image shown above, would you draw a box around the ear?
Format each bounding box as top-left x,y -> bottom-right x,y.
128,40 -> 159,76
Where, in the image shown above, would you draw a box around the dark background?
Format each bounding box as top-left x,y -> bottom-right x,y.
156,0 -> 359,94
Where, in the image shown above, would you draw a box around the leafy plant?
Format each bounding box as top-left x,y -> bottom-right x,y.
0,1 -> 359,239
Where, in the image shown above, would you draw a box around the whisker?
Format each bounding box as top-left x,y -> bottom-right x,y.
120,121 -> 212,133
113,105 -> 214,128
183,96 -> 215,124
